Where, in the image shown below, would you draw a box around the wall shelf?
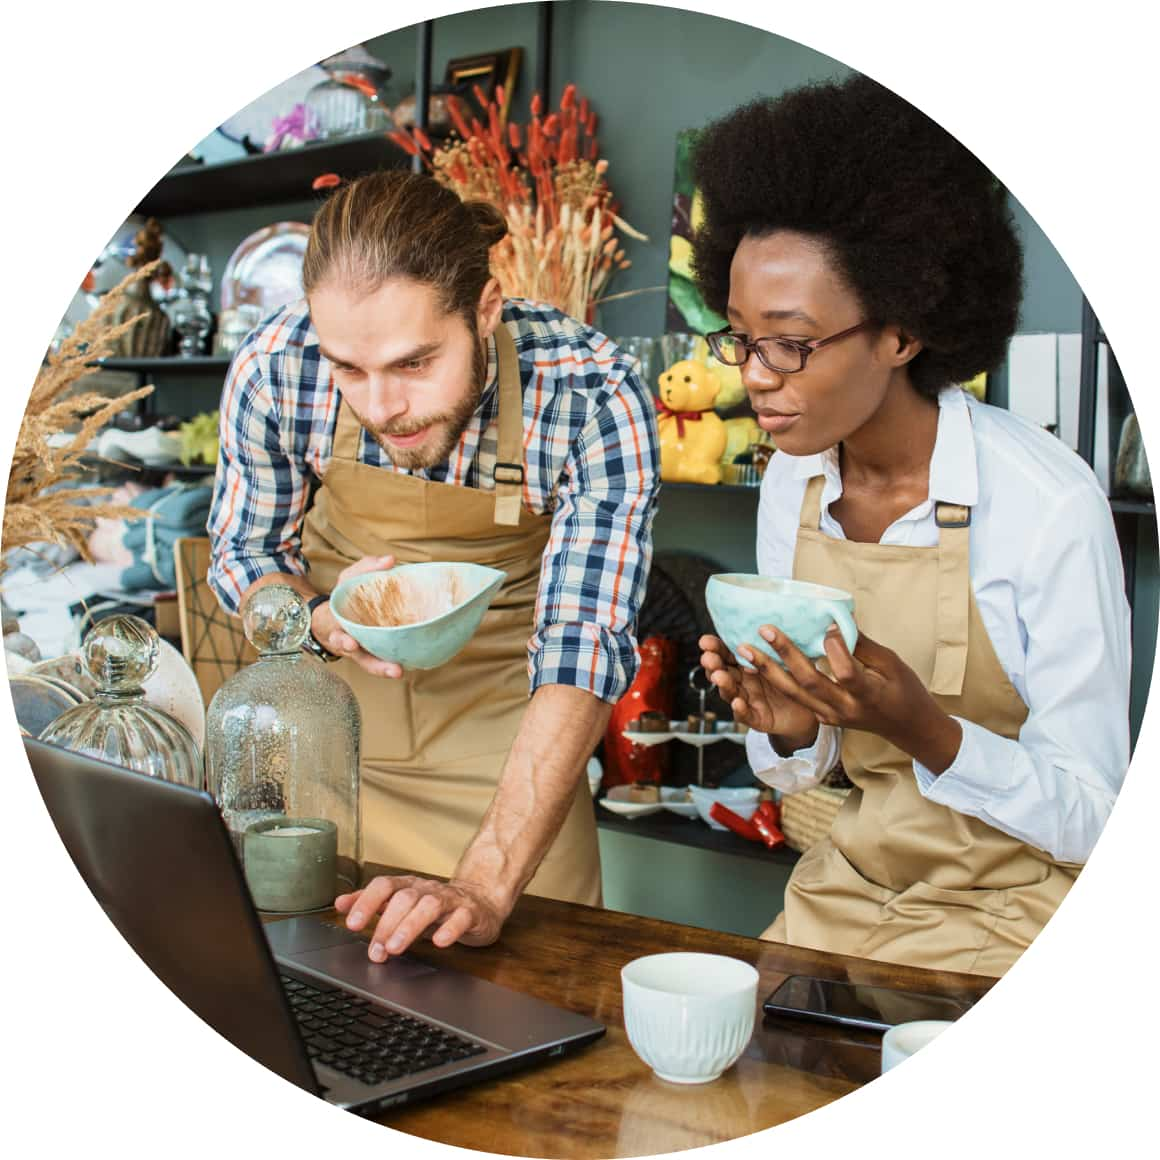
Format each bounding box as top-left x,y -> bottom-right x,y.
134,130 -> 436,218
94,356 -> 232,373
1109,497 -> 1155,516
662,482 -> 762,495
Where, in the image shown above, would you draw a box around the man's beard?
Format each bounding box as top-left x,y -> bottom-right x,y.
351,329 -> 489,470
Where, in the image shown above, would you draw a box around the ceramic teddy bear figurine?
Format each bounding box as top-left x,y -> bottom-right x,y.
655,359 -> 728,485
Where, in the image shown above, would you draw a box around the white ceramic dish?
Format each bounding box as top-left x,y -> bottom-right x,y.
622,721 -> 750,747
8,675 -> 81,736
659,787 -> 699,818
28,654 -> 99,699
688,785 -> 762,831
599,785 -> 693,820
220,223 -> 311,315
673,726 -> 731,749
143,638 -> 207,751
620,727 -> 673,748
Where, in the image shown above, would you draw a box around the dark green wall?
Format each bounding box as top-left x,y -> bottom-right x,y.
159,0 -> 1151,747
165,3 -> 1086,340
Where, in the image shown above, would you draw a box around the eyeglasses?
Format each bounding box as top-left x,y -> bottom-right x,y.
706,321 -> 873,374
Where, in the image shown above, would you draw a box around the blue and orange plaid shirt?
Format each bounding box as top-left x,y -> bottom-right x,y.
207,298 -> 661,703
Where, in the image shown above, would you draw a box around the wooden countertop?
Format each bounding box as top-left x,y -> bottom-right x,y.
296,871 -> 995,1156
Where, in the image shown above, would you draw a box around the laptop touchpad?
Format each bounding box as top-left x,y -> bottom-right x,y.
291,940 -> 438,985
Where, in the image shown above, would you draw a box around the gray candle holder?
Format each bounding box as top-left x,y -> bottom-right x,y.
243,816 -> 338,912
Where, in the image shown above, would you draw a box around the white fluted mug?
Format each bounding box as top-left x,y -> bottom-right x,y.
880,1020 -> 953,1073
621,952 -> 759,1084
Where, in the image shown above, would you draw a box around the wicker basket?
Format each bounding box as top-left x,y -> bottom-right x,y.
780,785 -> 852,853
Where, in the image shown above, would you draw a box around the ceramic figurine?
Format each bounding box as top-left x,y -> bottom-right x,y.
108,218 -> 172,358
655,359 -> 728,485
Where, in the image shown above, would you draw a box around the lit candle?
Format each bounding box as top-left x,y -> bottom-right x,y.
243,816 -> 338,912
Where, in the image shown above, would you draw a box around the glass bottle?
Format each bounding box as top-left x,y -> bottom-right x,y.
40,614 -> 203,788
305,66 -> 376,139
169,253 -> 214,356
205,584 -> 361,894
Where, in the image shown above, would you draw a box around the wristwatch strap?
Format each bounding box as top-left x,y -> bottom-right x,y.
305,594 -> 340,661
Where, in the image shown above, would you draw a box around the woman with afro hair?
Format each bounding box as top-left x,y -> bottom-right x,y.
697,74 -> 1129,975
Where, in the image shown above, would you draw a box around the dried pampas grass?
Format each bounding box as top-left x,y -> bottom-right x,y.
3,264 -> 158,574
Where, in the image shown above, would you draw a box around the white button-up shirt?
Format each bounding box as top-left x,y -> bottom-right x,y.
745,387 -> 1131,864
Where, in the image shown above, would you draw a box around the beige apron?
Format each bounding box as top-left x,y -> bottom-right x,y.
299,325 -> 602,906
763,472 -> 1080,975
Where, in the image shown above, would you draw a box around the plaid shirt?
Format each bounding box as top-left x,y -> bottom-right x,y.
207,298 -> 660,703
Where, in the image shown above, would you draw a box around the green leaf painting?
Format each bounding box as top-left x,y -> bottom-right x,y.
666,128 -> 727,335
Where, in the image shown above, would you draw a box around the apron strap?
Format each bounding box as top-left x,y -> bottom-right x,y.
930,501 -> 971,696
328,324 -> 526,527
491,324 -> 526,527
332,390 -> 366,463
799,475 -> 826,530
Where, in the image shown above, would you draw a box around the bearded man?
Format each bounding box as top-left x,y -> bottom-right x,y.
208,171 -> 659,961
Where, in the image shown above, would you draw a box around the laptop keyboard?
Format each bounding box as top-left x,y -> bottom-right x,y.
280,973 -> 488,1087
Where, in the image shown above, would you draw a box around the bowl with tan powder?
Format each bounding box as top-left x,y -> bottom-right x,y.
330,562 -> 506,669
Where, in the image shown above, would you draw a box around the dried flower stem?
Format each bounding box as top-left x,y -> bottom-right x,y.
3,264 -> 159,575
391,85 -> 646,322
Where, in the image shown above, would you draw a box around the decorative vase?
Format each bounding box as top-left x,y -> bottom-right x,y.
108,277 -> 170,358
39,614 -> 203,788
602,636 -> 677,789
305,64 -> 393,139
205,584 -> 361,895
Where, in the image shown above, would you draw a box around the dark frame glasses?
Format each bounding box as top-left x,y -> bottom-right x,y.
706,321 -> 873,374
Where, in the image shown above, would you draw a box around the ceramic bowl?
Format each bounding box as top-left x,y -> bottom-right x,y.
660,787 -> 700,818
705,573 -> 858,668
331,562 -> 506,670
622,952 -> 759,1084
688,785 -> 762,831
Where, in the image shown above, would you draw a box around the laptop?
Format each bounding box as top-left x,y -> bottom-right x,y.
25,737 -> 605,1115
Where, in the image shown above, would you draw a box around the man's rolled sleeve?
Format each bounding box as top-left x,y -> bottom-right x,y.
528,361 -> 660,703
529,621 -> 640,704
206,339 -> 311,614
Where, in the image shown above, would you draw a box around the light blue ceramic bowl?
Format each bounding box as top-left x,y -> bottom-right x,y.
705,573 -> 858,669
331,562 -> 506,670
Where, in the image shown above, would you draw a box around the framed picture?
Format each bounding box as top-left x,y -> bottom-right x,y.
662,128 -> 751,410
444,47 -> 523,128
666,128 -> 727,335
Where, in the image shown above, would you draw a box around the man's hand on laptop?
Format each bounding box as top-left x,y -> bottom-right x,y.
335,875 -> 505,960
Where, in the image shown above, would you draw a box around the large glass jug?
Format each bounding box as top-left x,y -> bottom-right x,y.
205,584 -> 361,896
40,614 -> 203,787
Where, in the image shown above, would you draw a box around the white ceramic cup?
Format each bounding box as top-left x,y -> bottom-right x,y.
880,1019 -> 953,1073
621,952 -> 759,1084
